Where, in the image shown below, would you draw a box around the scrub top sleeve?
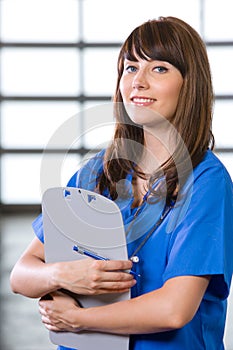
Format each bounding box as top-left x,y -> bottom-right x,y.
31,170 -> 80,244
31,169 -> 79,244
32,213 -> 44,243
163,165 -> 233,301
66,171 -> 79,187
31,149 -> 105,244
72,149 -> 105,190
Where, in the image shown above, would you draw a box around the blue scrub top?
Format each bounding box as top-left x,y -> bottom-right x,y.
33,149 -> 233,350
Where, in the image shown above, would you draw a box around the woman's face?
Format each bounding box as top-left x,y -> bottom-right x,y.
119,56 -> 183,127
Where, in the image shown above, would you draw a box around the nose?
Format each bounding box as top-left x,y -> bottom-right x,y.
133,70 -> 149,90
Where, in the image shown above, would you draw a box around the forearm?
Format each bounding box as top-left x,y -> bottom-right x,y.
39,276 -> 209,334
10,238 -> 135,299
77,276 -> 209,335
10,255 -> 60,298
74,290 -> 176,334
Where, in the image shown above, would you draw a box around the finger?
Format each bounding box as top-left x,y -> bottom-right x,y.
38,305 -> 47,316
88,279 -> 136,294
98,270 -> 135,282
103,279 -> 136,290
93,259 -> 133,272
88,266 -> 135,283
88,273 -> 136,287
97,287 -> 133,294
42,316 -> 71,332
41,315 -> 52,325
43,321 -> 61,332
45,323 -> 73,332
39,298 -> 51,307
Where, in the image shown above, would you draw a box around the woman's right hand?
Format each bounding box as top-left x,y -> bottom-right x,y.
53,258 -> 136,295
10,237 -> 136,298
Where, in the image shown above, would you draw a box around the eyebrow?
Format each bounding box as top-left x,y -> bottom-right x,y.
124,58 -> 171,65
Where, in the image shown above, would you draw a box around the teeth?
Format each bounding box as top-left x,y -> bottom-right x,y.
133,98 -> 154,103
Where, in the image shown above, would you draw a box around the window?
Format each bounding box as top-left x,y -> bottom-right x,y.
0,0 -> 232,207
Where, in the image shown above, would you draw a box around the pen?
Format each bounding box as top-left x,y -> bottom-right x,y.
73,245 -> 140,278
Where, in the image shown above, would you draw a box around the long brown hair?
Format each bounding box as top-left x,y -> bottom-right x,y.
98,16 -> 214,203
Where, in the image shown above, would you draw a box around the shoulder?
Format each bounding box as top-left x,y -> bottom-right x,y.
194,150 -> 232,199
168,150 -> 233,232
179,149 -> 232,204
188,150 -> 233,197
194,150 -> 232,182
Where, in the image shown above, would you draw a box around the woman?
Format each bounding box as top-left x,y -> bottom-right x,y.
10,16 -> 233,350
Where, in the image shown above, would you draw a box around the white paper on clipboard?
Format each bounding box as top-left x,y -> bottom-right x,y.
42,187 -> 130,350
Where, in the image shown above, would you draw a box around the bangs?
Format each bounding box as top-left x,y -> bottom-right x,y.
122,20 -> 186,77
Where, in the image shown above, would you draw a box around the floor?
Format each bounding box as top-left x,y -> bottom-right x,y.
0,213 -> 57,350
0,213 -> 233,350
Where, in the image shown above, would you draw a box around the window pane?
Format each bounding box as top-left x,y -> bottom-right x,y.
82,103 -> 115,149
83,48 -> 119,96
213,100 -> 233,148
204,0 -> 233,40
83,0 -> 200,42
40,152 -> 83,200
1,48 -> 80,95
1,153 -> 81,204
1,102 -> 80,149
0,0 -> 79,42
1,154 -> 42,203
208,47 -> 233,95
61,154 -> 82,187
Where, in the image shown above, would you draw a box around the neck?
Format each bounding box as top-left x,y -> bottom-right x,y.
140,126 -> 176,174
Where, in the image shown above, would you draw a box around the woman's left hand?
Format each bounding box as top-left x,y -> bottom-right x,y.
38,291 -> 82,332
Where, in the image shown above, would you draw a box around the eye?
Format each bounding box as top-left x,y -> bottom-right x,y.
125,65 -> 137,73
154,66 -> 168,73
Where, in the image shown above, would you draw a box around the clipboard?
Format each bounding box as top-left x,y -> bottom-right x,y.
42,187 -> 130,349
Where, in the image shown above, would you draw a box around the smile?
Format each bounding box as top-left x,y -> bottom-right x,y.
131,97 -> 155,106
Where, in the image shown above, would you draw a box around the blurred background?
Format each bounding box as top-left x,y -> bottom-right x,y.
0,0 -> 232,349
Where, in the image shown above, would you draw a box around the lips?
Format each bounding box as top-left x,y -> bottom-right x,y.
131,96 -> 155,106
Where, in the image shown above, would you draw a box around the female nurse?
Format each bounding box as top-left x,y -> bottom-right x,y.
10,16 -> 233,350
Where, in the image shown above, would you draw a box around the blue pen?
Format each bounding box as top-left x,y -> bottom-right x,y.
73,245 -> 140,278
